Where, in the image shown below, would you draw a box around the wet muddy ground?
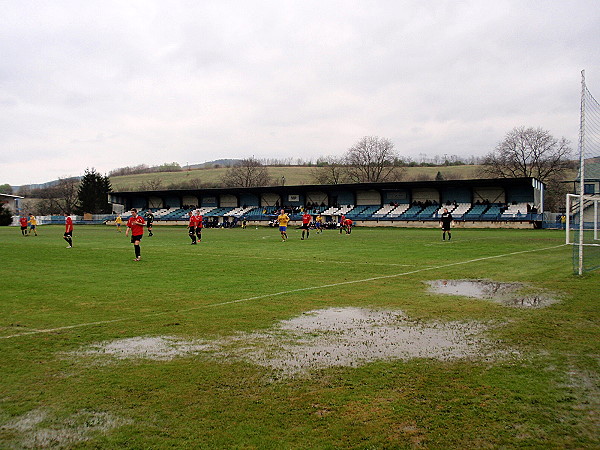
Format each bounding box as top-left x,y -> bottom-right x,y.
76,335 -> 212,361
222,307 -> 497,376
72,307 -> 511,377
426,279 -> 560,308
0,409 -> 129,448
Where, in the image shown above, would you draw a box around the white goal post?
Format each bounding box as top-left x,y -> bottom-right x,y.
566,193 -> 599,244
566,193 -> 600,274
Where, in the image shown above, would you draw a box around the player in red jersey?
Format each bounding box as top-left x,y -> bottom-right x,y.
301,212 -> 311,240
125,208 -> 146,261
188,210 -> 197,244
194,210 -> 203,243
344,218 -> 353,234
63,213 -> 74,248
19,216 -> 28,236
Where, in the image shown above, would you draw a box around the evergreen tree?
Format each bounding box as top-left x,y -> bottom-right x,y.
76,168 -> 112,214
0,204 -> 12,226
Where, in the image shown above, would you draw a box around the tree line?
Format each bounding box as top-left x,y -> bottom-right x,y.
10,169 -> 112,216
108,162 -> 183,177
220,129 -> 574,211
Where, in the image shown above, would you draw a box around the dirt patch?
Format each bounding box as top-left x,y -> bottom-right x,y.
0,409 -> 129,448
426,279 -> 560,308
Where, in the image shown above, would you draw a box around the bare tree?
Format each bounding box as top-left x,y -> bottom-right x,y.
54,177 -> 80,214
16,185 -> 31,197
345,136 -> 400,183
35,188 -> 63,215
222,158 -> 272,187
169,177 -> 204,189
480,127 -> 573,183
25,177 -> 80,215
311,156 -> 348,185
479,126 -> 574,212
138,177 -> 163,191
544,176 -> 572,212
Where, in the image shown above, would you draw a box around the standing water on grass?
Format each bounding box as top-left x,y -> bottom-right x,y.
426,279 -> 560,308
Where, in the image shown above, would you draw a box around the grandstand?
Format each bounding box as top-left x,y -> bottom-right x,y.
386,204 -> 411,218
500,203 -> 531,219
107,178 -> 546,228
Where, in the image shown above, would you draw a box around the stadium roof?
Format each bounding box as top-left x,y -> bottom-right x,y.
111,177 -> 543,198
570,158 -> 600,182
0,193 -> 24,199
583,162 -> 600,180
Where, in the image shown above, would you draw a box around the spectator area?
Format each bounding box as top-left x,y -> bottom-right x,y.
108,178 -> 544,226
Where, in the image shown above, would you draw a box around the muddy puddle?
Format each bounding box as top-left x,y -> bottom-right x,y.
426,279 -> 559,308
75,336 -> 212,361
72,307 -> 510,377
0,409 -> 129,448
221,307 -> 498,376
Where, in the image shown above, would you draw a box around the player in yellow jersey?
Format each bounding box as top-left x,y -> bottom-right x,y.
28,214 -> 38,236
277,209 -> 290,241
315,214 -> 323,234
115,215 -> 123,232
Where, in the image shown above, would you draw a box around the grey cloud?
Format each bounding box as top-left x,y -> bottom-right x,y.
0,0 -> 598,184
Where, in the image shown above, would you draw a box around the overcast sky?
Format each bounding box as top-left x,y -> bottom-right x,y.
1,0 -> 598,185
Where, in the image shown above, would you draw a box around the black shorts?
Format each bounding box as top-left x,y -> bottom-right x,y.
196,228 -> 202,236
21,226 -> 27,231
188,226 -> 196,235
64,231 -> 72,237
147,222 -> 153,227
441,225 -> 451,231
131,234 -> 143,243
301,223 -> 310,229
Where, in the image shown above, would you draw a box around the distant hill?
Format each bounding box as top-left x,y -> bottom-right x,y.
187,159 -> 241,169
12,177 -> 81,192
11,160 -> 239,191
108,165 -> 484,192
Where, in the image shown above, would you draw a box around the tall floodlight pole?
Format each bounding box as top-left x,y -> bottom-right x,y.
578,70 -> 586,275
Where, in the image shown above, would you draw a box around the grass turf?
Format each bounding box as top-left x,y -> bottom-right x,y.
0,225 -> 598,448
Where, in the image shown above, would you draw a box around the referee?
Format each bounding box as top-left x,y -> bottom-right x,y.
440,208 -> 453,241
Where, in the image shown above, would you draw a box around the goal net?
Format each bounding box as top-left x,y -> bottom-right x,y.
570,70 -> 600,274
566,193 -> 600,273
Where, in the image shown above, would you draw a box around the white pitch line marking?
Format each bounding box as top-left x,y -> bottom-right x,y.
0,244 -> 567,340
241,255 -> 414,267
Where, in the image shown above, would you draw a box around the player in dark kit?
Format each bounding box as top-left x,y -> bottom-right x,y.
188,211 -> 197,244
339,214 -> 346,234
126,208 -> 146,261
63,213 -> 73,248
144,210 -> 155,236
440,208 -> 453,241
301,212 -> 311,240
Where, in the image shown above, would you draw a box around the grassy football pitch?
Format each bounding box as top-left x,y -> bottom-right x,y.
0,225 -> 598,448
